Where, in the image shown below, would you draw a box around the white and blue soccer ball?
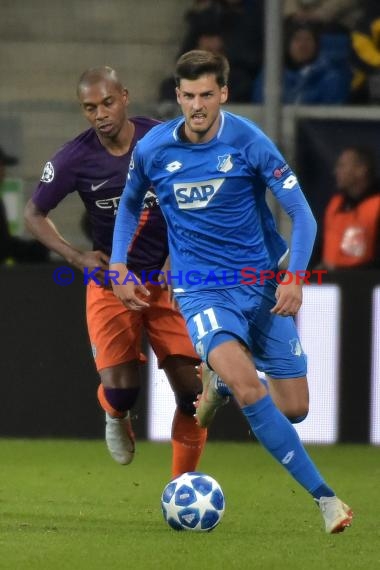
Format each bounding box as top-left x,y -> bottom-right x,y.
161,471 -> 225,532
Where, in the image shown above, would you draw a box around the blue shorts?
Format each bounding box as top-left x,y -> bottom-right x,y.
176,282 -> 307,379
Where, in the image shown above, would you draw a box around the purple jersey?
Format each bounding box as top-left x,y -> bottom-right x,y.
32,116 -> 168,272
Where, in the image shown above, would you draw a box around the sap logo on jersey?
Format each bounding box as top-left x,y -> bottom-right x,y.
174,178 -> 224,209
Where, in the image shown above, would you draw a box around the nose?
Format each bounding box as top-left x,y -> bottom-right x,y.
95,105 -> 108,121
192,96 -> 203,111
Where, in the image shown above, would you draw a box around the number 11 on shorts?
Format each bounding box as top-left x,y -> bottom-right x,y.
193,308 -> 221,339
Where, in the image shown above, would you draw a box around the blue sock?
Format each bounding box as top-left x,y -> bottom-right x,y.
312,484 -> 335,500
242,394 -> 334,497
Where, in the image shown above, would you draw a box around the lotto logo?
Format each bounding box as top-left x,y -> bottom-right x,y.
282,174 -> 298,190
173,179 -> 224,209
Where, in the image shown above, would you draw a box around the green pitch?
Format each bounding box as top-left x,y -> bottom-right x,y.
0,440 -> 379,570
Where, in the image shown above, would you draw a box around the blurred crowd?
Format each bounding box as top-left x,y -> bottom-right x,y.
158,0 -> 380,106
315,145 -> 380,270
1,1 -> 379,268
156,0 -> 380,272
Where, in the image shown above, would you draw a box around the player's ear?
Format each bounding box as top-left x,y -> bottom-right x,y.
175,87 -> 181,105
122,88 -> 129,106
220,85 -> 228,104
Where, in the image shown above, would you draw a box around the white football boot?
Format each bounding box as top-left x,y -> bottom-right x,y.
316,496 -> 353,533
105,411 -> 135,465
194,364 -> 230,428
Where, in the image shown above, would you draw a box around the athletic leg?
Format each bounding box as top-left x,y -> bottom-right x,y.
144,285 -> 207,478
163,355 -> 207,478
86,282 -> 145,465
208,340 -> 352,533
248,284 -> 310,424
195,365 -> 309,428
178,288 -> 352,533
97,363 -> 140,465
267,375 -> 309,424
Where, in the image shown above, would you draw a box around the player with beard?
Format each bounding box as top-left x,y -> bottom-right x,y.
110,51 -> 353,533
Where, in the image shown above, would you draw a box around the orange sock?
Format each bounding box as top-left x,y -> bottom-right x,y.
171,408 -> 207,478
97,384 -> 125,418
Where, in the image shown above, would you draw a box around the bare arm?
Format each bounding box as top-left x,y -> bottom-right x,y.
24,199 -> 109,278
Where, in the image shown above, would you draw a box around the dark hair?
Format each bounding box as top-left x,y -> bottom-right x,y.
284,22 -> 320,68
174,50 -> 230,88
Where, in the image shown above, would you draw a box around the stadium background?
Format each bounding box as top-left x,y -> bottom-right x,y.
0,0 -> 379,445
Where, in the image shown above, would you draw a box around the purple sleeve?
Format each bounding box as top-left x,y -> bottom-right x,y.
32,147 -> 77,213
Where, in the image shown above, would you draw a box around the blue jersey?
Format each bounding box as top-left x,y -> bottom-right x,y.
112,111 -> 316,292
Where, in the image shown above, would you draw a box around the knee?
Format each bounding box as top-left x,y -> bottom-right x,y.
288,413 -> 308,424
175,392 -> 199,416
286,402 -> 309,424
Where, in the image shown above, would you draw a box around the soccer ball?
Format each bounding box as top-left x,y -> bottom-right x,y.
161,471 -> 225,532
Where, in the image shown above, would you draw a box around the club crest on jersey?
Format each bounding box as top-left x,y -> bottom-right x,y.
173,178 -> 224,209
289,338 -> 303,356
41,161 -> 54,183
217,154 -> 233,173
